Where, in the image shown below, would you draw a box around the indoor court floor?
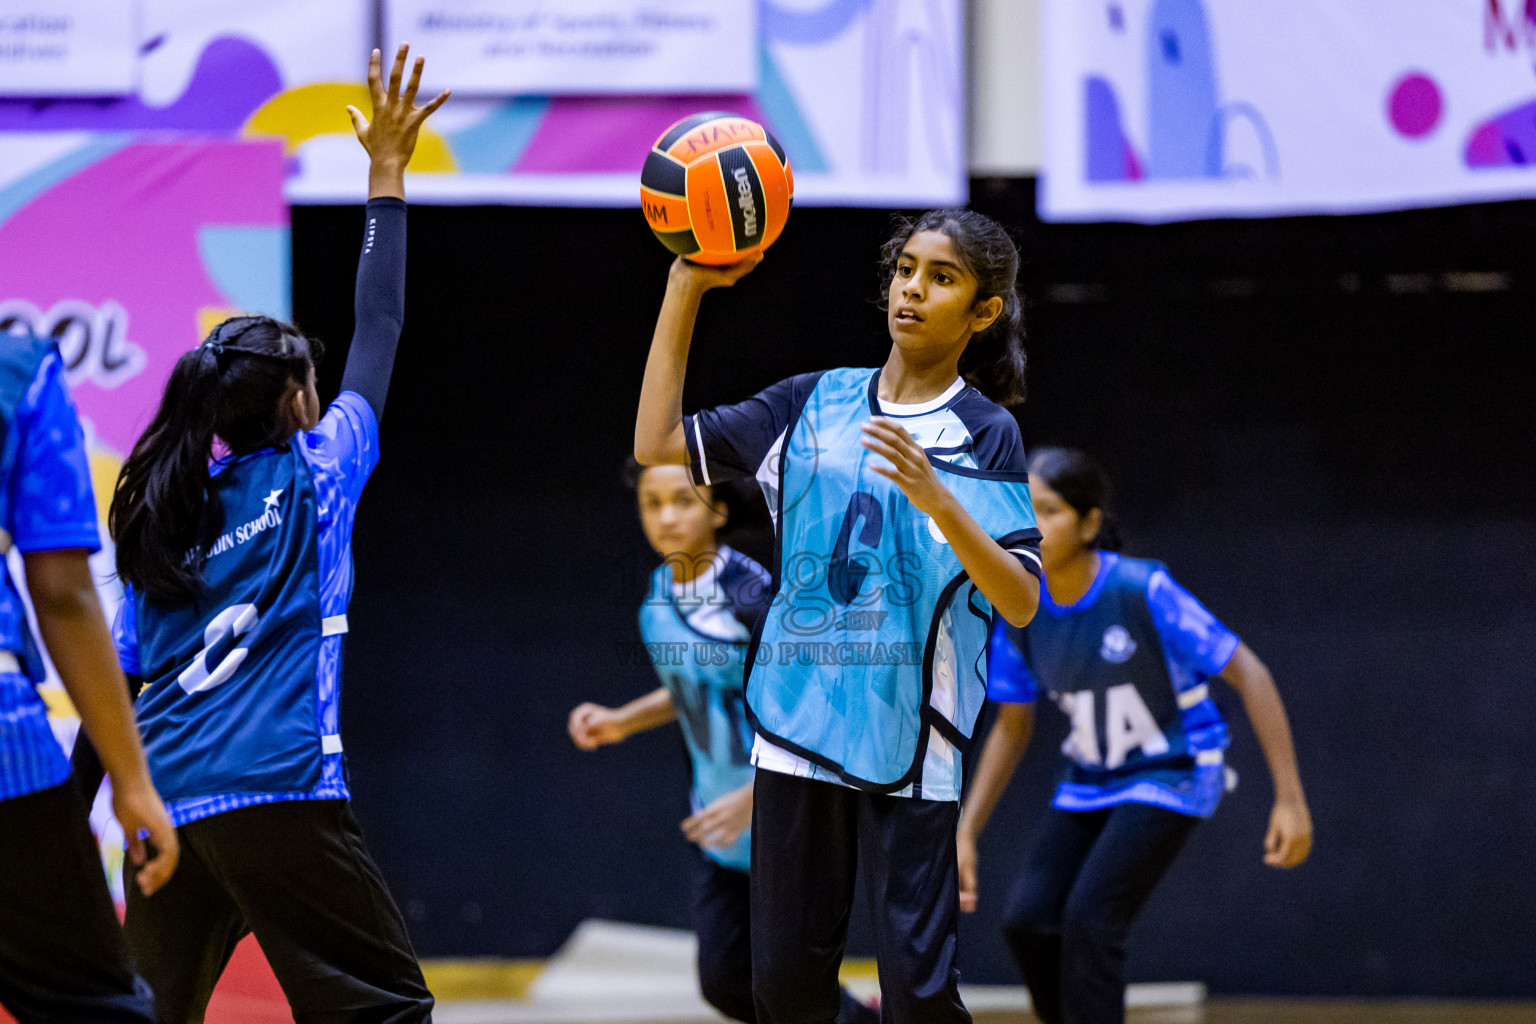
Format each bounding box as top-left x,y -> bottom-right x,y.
60,921 -> 1529,1024
415,922 -> 1536,1024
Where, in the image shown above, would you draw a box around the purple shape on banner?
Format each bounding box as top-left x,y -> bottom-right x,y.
0,141 -> 287,456
1465,98 -> 1536,167
1085,76 -> 1142,182
512,95 -> 775,174
1387,73 -> 1442,139
0,37 -> 281,132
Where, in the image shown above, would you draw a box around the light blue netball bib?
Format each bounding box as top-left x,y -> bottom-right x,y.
639,563 -> 755,871
748,368 -> 1037,791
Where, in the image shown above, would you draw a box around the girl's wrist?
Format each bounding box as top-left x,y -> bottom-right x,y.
668,263 -> 709,297
927,491 -> 964,527
1273,782 -> 1307,807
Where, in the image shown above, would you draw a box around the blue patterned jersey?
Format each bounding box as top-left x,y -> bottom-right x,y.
989,553 -> 1239,817
686,369 -> 1040,799
638,546 -> 769,873
115,391 -> 377,826
0,336 -> 102,802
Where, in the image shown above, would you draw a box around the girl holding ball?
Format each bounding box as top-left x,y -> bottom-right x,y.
634,208 -> 1043,1023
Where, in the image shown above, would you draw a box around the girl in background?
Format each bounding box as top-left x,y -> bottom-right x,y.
568,461 -> 877,1024
634,208 -> 1042,1023
957,447 -> 1312,1024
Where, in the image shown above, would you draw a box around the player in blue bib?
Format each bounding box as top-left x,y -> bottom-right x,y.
956,448 -> 1313,1024
568,462 -> 876,1024
634,209 -> 1043,1024
75,46 -> 448,1022
0,327 -> 177,1021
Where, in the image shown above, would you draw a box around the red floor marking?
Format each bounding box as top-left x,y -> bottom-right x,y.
206,936 -> 293,1024
0,935 -> 292,1024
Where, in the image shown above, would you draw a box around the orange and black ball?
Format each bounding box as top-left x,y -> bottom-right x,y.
640,112 -> 794,265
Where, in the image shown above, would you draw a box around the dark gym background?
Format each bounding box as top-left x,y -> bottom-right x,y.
290,179 -> 1535,997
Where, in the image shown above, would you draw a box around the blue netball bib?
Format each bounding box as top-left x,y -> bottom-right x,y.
639,563 -> 756,871
1007,554 -> 1235,817
133,446 -> 324,803
748,368 -> 1037,791
0,333 -> 55,681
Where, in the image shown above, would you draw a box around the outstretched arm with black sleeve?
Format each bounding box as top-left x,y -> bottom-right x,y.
338,43 -> 449,423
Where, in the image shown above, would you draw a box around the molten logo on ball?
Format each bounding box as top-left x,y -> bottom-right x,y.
639,111 -> 793,265
733,167 -> 759,238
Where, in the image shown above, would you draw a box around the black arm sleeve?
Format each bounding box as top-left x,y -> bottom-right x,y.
338,196 -> 407,422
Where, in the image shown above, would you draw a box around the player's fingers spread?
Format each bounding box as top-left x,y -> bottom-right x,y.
416,89 -> 451,121
387,43 -> 408,101
862,422 -> 908,453
402,55 -> 424,107
346,106 -> 369,138
367,48 -> 383,101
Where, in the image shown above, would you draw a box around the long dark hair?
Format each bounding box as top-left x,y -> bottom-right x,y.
112,316 -> 321,602
1028,446 -> 1123,552
880,208 -> 1027,406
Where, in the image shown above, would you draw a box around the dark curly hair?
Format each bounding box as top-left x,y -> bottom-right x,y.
880,208 -> 1027,406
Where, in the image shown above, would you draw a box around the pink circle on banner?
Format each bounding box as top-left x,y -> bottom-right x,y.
1388,73 -> 1443,139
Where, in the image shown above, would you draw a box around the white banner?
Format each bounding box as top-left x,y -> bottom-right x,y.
0,0 -> 965,208
384,0 -> 758,95
0,0 -> 136,96
292,0 -> 966,206
1040,0 -> 1536,222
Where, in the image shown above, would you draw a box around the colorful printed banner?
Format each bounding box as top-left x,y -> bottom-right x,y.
0,137 -> 289,896
0,0 -> 965,208
1040,0 -> 1536,222
312,0 -> 966,205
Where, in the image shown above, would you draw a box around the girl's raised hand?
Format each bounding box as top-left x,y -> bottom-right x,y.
669,253 -> 764,293
861,417 -> 951,517
347,44 -> 450,185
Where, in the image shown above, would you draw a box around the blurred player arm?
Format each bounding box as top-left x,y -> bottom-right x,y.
1216,642 -> 1313,868
682,779 -> 752,850
338,44 -> 448,422
69,672 -> 142,802
567,687 -> 677,749
956,701 -> 1035,912
634,256 -> 762,467
26,551 -> 178,894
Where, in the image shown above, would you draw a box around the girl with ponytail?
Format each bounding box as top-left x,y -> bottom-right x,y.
958,447 -> 1313,1024
75,45 -> 448,1022
111,317 -> 321,602
633,207 -> 1041,1022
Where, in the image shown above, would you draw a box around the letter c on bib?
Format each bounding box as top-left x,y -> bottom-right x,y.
178,604 -> 258,695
